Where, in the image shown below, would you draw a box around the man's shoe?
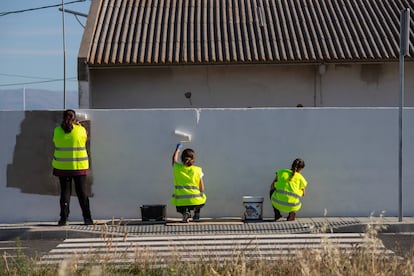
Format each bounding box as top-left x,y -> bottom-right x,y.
58,219 -> 67,226
84,218 -> 93,225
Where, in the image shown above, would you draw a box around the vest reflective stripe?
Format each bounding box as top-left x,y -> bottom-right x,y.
272,197 -> 301,207
171,163 -> 207,206
271,189 -> 302,213
52,124 -> 89,170
55,147 -> 86,151
174,185 -> 200,190
54,157 -> 89,162
172,193 -> 205,199
275,189 -> 301,200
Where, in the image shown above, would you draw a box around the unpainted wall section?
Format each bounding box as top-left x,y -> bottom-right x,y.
322,63 -> 414,107
88,63 -> 414,108
1,109 -> 413,223
90,65 -> 315,108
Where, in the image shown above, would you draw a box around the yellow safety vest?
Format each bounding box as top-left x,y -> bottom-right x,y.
171,163 -> 207,206
52,124 -> 89,170
271,169 -> 307,213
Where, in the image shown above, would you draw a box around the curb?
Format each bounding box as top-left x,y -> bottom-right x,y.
2,217 -> 414,241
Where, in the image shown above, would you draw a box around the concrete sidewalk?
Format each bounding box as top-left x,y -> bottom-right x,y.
2,216 -> 414,241
1,216 -> 414,258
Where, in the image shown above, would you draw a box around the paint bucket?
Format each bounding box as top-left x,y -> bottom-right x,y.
242,196 -> 264,221
140,204 -> 166,221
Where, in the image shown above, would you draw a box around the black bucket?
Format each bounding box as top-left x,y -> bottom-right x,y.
140,204 -> 166,221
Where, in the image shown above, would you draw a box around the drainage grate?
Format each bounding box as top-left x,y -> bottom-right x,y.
69,218 -> 361,236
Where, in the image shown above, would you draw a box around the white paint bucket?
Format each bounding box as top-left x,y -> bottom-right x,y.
242,196 -> 264,221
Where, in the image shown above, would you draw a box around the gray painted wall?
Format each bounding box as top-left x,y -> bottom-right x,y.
85,63 -> 414,108
1,108 -> 413,223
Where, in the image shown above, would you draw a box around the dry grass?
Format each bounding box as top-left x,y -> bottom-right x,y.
1,216 -> 414,276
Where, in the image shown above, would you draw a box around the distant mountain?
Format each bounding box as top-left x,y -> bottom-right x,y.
0,89 -> 78,110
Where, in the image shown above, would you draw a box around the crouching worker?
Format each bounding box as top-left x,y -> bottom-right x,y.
270,158 -> 307,221
171,144 -> 206,223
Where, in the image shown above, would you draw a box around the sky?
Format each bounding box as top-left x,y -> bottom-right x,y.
0,0 -> 92,92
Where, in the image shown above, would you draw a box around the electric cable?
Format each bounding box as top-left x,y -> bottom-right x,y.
0,77 -> 77,87
0,0 -> 86,17
0,73 -> 55,80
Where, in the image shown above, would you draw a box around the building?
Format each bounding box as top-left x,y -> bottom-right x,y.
78,0 -> 414,109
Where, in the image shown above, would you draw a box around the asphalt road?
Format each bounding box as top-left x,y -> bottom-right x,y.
1,239 -> 62,258
378,233 -> 414,256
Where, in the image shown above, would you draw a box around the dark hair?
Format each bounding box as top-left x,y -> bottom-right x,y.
61,109 -> 76,133
181,148 -> 195,166
289,158 -> 305,181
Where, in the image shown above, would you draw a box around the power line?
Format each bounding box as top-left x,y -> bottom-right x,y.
58,8 -> 87,28
0,73 -> 55,80
0,77 -> 77,87
0,0 -> 86,17
74,14 -> 86,28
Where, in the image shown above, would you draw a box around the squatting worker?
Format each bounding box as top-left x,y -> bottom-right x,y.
52,109 -> 93,226
269,158 -> 307,221
171,144 -> 206,223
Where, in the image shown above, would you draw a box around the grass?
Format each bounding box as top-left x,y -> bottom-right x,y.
1,217 -> 414,276
2,248 -> 413,276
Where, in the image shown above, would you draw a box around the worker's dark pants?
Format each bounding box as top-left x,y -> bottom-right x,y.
273,208 -> 282,218
272,205 -> 296,220
269,190 -> 296,220
59,175 -> 92,221
176,204 -> 204,215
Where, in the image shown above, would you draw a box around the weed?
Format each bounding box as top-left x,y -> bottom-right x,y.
2,216 -> 414,275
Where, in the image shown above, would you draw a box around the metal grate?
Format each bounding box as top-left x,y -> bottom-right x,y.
69,218 -> 361,236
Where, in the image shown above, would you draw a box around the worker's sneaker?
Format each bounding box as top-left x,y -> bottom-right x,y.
274,209 -> 282,221
192,213 -> 200,222
84,218 -> 93,225
181,212 -> 190,223
274,214 -> 282,221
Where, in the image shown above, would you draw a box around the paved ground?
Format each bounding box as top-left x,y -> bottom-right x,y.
1,217 -> 414,259
378,233 -> 414,255
39,232 -> 393,265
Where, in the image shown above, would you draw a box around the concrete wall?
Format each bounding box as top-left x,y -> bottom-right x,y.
1,108 -> 413,223
86,63 -> 414,108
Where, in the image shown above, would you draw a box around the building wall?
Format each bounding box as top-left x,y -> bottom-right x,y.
86,63 -> 414,108
1,108 -> 413,223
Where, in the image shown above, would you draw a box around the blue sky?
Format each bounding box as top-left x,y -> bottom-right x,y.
0,0 -> 91,92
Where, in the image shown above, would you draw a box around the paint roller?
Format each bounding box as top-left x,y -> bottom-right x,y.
76,112 -> 88,121
174,129 -> 192,142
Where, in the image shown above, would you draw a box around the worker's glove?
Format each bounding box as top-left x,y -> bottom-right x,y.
176,143 -> 183,150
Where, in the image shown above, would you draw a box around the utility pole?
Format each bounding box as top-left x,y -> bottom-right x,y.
22,87 -> 26,111
61,0 -> 67,109
398,8 -> 410,222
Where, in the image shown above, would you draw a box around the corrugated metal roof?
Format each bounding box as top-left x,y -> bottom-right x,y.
84,0 -> 414,65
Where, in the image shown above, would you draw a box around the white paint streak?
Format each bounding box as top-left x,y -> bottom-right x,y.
196,108 -> 201,125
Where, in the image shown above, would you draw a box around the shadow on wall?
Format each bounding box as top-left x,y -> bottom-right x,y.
6,111 -> 93,196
